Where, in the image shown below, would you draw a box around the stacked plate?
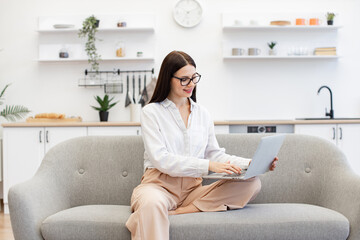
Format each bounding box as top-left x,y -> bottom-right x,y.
53,24 -> 75,29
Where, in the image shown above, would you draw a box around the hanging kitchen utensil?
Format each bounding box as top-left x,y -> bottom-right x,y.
105,83 -> 122,94
140,73 -> 149,107
104,71 -> 123,94
125,74 -> 131,107
138,74 -> 142,103
139,73 -> 145,106
119,72 -> 124,94
144,75 -> 149,102
132,73 -> 136,104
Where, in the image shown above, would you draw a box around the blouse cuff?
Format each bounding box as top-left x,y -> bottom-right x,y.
198,159 -> 210,176
232,157 -> 252,169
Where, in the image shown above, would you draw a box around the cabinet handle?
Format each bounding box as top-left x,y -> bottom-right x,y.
136,130 -> 140,135
46,130 -> 49,143
339,127 -> 343,140
39,131 -> 42,143
332,127 -> 336,140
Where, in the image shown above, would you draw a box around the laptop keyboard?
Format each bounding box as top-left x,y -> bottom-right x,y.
227,169 -> 247,177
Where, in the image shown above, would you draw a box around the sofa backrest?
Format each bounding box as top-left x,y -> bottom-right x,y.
38,136 -> 145,207
37,134 -> 349,207
215,134 -> 349,205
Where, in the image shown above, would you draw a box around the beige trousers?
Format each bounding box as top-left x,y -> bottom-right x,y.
125,168 -> 261,240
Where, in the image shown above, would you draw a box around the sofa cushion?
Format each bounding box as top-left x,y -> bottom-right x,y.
41,203 -> 349,240
41,205 -> 132,240
170,203 -> 349,240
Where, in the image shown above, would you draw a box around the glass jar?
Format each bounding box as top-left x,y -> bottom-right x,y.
59,45 -> 69,58
117,17 -> 127,27
116,41 -> 125,57
137,51 -> 143,57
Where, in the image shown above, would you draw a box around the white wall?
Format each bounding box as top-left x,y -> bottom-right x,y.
0,0 -> 359,125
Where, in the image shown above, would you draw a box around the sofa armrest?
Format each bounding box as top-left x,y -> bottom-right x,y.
9,172 -> 71,240
320,168 -> 360,240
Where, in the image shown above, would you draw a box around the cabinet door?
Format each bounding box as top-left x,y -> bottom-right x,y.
294,124 -> 337,145
3,127 -> 44,205
88,126 -> 141,136
337,124 -> 360,175
44,127 -> 87,152
214,125 -> 229,134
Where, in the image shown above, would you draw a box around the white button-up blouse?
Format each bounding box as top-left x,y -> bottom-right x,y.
141,98 -> 251,178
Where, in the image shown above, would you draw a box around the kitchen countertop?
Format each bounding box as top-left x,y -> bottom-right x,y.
3,119 -> 360,127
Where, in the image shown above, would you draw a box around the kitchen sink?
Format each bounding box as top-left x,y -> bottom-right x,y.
296,118 -> 360,120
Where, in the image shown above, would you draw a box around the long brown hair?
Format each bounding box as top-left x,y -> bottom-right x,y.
150,51 -> 197,103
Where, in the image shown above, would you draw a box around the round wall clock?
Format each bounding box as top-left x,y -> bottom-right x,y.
173,0 -> 203,28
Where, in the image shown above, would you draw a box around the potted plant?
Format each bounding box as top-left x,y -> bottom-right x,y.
0,84 -> 30,121
267,41 -> 277,56
326,12 -> 336,25
91,95 -> 118,122
78,15 -> 101,72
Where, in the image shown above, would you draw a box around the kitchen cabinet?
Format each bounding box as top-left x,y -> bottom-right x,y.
294,124 -> 360,175
222,12 -> 341,60
88,126 -> 141,136
214,125 -> 230,134
295,124 -> 337,144
37,14 -> 155,62
89,125 -> 231,135
2,127 -> 87,214
43,127 -> 88,152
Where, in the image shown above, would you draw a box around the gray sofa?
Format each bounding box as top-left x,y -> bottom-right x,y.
8,134 -> 359,240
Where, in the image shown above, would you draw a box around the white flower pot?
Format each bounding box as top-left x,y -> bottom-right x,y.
269,49 -> 277,56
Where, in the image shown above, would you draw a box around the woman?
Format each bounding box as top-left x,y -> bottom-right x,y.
126,51 -> 278,240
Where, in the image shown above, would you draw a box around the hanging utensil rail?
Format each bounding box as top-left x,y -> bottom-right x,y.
118,69 -> 154,74
84,69 -> 121,75
78,68 -> 154,94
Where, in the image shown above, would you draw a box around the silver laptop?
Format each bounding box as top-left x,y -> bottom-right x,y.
203,134 -> 286,180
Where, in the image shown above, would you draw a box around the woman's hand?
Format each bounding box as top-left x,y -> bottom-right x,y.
269,157 -> 279,171
209,160 -> 241,175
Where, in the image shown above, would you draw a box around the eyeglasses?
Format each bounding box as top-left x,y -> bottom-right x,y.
173,73 -> 201,86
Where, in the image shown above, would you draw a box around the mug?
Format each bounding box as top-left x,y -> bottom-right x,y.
249,20 -> 258,26
296,18 -> 306,25
248,48 -> 261,56
234,20 -> 243,26
309,18 -> 321,26
232,48 -> 245,56
130,104 -> 141,122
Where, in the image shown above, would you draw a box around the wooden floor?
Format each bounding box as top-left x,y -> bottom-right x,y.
0,202 -> 14,240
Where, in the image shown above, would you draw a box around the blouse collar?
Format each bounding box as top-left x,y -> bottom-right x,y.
161,98 -> 197,111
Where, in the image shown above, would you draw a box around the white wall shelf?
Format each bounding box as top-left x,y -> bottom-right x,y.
37,14 -> 155,63
222,12 -> 341,61
224,55 -> 340,60
38,27 -> 154,33
38,57 -> 155,62
223,26 -> 342,31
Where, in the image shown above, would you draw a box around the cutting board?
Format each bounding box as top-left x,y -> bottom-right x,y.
270,20 -> 291,26
26,117 -> 82,122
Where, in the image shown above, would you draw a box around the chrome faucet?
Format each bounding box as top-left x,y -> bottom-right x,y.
317,85 -> 334,119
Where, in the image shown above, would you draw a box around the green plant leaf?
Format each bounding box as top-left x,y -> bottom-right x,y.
0,84 -> 30,121
91,95 -> 118,112
79,15 -> 101,71
78,15 -> 101,72
108,101 -> 119,110
104,94 -> 109,103
91,106 -> 102,111
0,105 -> 31,122
95,96 -> 103,105
267,41 -> 277,49
0,83 -> 10,99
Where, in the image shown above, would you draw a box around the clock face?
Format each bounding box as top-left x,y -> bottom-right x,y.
173,0 -> 203,28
